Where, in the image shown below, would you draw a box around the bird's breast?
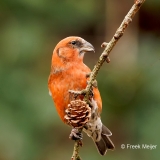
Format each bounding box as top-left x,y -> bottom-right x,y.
48,66 -> 89,122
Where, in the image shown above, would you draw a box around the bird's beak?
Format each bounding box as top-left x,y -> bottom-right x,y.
79,41 -> 95,55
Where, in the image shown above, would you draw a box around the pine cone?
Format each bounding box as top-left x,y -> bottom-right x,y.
64,100 -> 91,128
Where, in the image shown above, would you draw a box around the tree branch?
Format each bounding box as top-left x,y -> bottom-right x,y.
85,0 -> 145,101
71,0 -> 145,159
71,140 -> 82,160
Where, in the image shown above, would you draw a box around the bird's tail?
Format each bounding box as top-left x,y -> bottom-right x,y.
94,124 -> 115,155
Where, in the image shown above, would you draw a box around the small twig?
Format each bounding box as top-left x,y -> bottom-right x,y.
71,140 -> 82,160
69,90 -> 87,96
71,129 -> 83,160
71,0 -> 145,159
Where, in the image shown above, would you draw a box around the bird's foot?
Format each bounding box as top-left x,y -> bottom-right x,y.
69,128 -> 83,141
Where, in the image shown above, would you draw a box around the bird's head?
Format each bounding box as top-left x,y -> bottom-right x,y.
51,36 -> 95,66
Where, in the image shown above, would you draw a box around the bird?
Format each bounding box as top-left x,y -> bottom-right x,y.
48,36 -> 115,155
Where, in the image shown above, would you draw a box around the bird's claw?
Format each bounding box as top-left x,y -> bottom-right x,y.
69,128 -> 83,141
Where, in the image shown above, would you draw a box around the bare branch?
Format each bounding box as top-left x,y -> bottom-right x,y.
85,0 -> 145,101
71,140 -> 82,160
71,0 -> 145,159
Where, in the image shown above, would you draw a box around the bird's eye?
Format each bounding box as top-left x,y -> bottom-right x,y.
71,41 -> 76,45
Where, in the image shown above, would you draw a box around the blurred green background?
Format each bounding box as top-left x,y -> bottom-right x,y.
0,0 -> 160,160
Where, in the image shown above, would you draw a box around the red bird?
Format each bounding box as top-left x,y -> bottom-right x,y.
48,36 -> 114,155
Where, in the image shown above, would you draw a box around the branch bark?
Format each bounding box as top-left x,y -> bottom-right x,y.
71,0 -> 145,159
71,140 -> 82,160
